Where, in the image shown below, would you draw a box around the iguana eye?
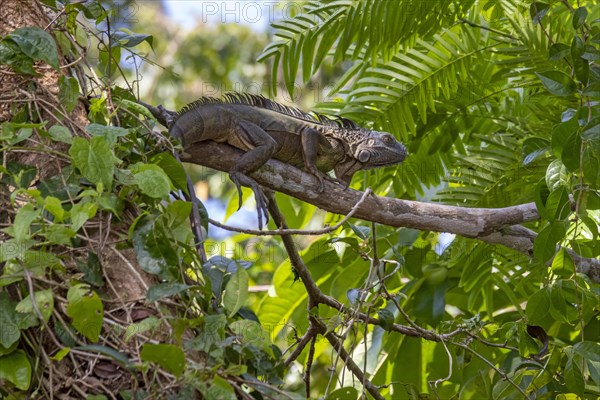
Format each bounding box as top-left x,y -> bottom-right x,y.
383,134 -> 393,142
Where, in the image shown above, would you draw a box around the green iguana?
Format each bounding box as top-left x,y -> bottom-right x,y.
140,93 -> 407,228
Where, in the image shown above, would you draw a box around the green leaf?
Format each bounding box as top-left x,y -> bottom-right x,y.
48,125 -> 73,144
530,2 -> 550,24
69,136 -> 118,189
133,166 -> 171,199
0,350 -> 31,390
413,281 -> 447,327
327,387 -> 359,400
150,153 -> 188,194
58,76 -> 79,113
561,130 -> 582,171
582,117 -> 600,141
572,37 -> 589,83
551,248 -> 575,277
533,221 -> 566,263
535,71 -> 577,96
549,43 -> 570,60
564,355 -> 585,397
77,344 -> 133,368
70,201 -> 98,232
9,27 -> 59,70
546,159 -> 568,191
124,317 -> 161,343
573,341 -> 600,362
16,289 -> 54,323
86,123 -> 129,147
582,145 -> 600,186
229,320 -> 266,344
112,29 -> 154,49
44,196 -> 65,222
572,7 -> 588,29
552,117 -> 578,158
66,284 -> 103,342
131,216 -> 178,276
526,288 -> 551,327
223,267 -> 249,317
140,343 -> 186,377
377,308 -> 395,331
545,186 -> 571,220
146,283 -> 191,302
0,292 -> 37,348
51,347 -> 70,361
12,203 -> 38,242
583,83 -> 600,98
75,252 -> 105,287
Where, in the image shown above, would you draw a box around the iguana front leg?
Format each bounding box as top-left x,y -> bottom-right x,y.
228,120 -> 278,229
300,128 -> 345,192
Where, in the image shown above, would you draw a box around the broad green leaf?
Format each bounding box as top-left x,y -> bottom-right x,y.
526,288 -> 551,328
535,71 -> 577,96
124,317 -> 161,343
549,43 -> 570,60
583,145 -> 600,186
0,292 -> 37,348
572,7 -> 588,29
551,248 -> 575,277
546,159 -> 568,191
58,76 -> 79,113
229,320 -> 266,344
533,221 -> 566,263
134,167 -> 171,199
205,375 -> 236,400
564,355 -> 585,397
573,341 -> 600,362
327,387 -> 359,399
66,284 -> 103,342
51,347 -> 70,361
16,289 -> 53,322
150,152 -> 188,193
75,252 -> 104,287
86,123 -> 129,147
70,201 -> 98,232
223,267 -> 249,317
413,281 -> 447,327
560,130 -> 582,171
112,29 -> 154,49
146,283 -> 191,302
9,27 -> 59,70
552,117 -> 578,158
582,117 -> 600,141
583,83 -> 600,98
140,343 -> 186,377
48,125 -> 73,144
0,350 -> 31,390
131,216 -> 178,276
545,186 -> 571,221
69,136 -> 118,189
12,203 -> 38,242
44,196 -> 64,222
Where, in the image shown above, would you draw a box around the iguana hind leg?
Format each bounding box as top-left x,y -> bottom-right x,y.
228,120 -> 279,229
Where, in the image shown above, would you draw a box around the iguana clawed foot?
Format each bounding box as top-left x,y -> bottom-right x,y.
308,168 -> 347,192
229,171 -> 270,230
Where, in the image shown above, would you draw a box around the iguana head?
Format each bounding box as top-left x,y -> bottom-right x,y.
334,129 -> 407,184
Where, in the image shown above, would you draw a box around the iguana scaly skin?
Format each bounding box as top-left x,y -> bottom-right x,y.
141,93 -> 407,228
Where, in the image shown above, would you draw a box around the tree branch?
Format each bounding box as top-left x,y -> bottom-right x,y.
183,141 -> 600,282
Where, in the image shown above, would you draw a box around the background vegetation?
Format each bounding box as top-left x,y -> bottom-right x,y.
0,0 -> 599,399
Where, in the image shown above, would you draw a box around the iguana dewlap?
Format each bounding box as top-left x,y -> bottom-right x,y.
141,93 -> 407,228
